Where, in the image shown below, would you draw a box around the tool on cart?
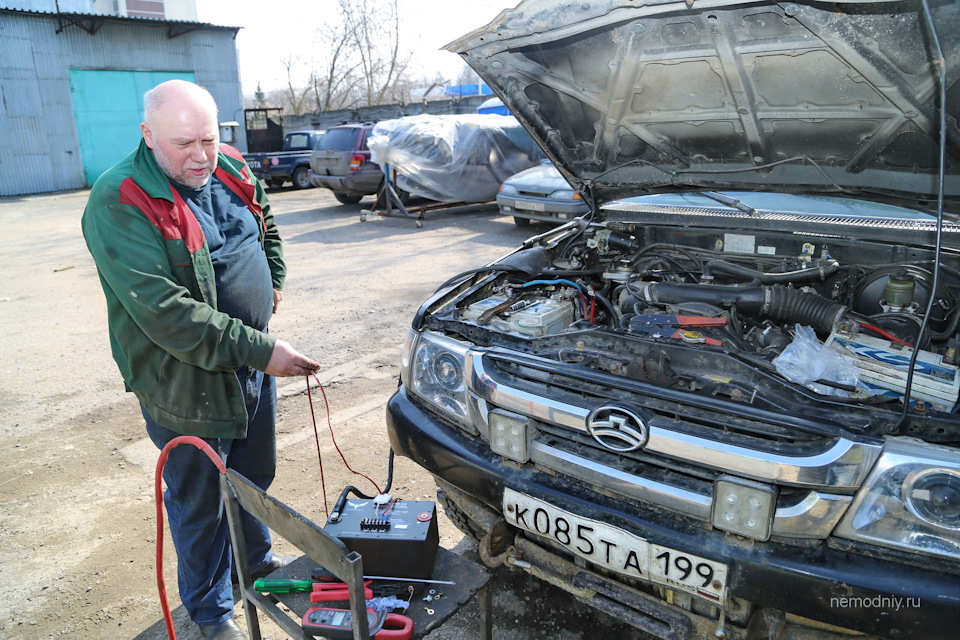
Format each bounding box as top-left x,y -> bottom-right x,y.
302,607 -> 414,640
254,578 -> 314,594
629,314 -> 728,346
311,581 -> 374,603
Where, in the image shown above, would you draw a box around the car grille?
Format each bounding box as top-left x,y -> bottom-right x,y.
467,348 -> 881,538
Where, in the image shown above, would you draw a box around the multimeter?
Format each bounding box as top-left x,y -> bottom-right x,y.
301,607 -> 413,640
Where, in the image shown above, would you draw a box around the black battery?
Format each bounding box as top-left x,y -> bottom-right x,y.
323,499 -> 439,579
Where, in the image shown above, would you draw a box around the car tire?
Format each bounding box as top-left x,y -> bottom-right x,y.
292,167 -> 312,190
334,192 -> 363,205
513,216 -> 532,227
269,178 -> 284,189
394,185 -> 413,206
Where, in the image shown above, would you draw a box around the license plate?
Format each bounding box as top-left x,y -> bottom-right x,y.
503,488 -> 728,605
515,200 -> 546,212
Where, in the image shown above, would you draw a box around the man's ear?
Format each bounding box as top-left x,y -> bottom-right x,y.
140,122 -> 155,149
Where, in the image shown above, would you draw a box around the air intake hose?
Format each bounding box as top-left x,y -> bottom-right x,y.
702,258 -> 840,285
631,282 -> 849,337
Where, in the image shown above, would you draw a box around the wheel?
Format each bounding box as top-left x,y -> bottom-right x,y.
394,185 -> 412,205
334,192 -> 363,205
513,216 -> 532,227
291,167 -> 312,190
268,178 -> 284,189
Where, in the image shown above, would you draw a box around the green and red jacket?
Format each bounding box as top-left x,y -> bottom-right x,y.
82,139 -> 284,438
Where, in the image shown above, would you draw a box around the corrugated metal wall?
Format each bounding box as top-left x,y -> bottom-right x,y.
0,11 -> 243,196
284,95 -> 498,132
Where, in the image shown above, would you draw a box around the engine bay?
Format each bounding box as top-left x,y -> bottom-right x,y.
424,209 -> 960,441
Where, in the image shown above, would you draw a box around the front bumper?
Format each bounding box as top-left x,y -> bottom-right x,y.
496,194 -> 589,223
386,387 -> 960,639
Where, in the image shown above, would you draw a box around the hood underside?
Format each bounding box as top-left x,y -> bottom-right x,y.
447,0 -> 960,211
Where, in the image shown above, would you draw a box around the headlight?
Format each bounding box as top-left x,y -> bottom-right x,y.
405,331 -> 471,426
834,438 -> 960,560
549,189 -> 580,200
400,327 -> 417,372
499,183 -> 518,195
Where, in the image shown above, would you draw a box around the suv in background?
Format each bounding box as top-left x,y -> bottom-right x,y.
308,122 -> 383,205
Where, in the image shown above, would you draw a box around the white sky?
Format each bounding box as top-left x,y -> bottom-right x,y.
194,0 -> 512,95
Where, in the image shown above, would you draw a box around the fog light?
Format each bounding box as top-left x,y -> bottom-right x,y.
711,476 -> 777,541
489,410 -> 531,463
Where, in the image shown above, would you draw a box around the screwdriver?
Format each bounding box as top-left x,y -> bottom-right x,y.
254,578 -> 313,593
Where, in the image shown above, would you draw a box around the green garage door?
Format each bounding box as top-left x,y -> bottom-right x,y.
70,70 -> 195,186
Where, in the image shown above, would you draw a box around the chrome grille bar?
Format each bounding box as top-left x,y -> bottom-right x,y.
470,351 -> 881,491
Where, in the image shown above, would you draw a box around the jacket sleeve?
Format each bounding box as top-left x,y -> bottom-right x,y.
253,175 -> 286,291
82,183 -> 276,373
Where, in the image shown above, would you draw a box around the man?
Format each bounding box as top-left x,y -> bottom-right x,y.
83,80 -> 319,640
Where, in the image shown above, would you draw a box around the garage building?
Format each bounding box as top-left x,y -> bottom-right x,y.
0,0 -> 244,196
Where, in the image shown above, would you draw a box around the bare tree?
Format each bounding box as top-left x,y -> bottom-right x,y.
281,55 -> 312,116
256,1 -> 416,114
456,63 -> 482,89
308,18 -> 364,112
339,0 -> 411,106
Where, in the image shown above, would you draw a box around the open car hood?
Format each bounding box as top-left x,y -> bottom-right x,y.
447,0 -> 960,213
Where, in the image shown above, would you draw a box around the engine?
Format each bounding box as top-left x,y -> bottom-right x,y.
434,222 -> 960,416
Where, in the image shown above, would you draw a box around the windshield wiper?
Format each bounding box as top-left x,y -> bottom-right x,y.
700,191 -> 758,216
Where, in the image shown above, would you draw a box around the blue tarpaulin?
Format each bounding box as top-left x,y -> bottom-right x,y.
442,83 -> 493,97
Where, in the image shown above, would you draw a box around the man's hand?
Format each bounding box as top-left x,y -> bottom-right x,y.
273,289 -> 283,314
264,339 -> 320,377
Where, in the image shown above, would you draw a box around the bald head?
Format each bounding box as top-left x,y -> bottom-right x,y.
140,80 -> 221,189
143,80 -> 218,127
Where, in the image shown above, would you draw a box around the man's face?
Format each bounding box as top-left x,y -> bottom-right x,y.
141,101 -> 219,189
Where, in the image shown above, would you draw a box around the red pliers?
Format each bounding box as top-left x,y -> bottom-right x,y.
309,580 -> 374,603
629,314 -> 727,346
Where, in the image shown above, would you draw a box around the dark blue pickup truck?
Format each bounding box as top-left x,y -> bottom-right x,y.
245,130 -> 324,189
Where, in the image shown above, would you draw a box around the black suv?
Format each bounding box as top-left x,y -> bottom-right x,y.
308,122 -> 383,205
386,1 -> 960,639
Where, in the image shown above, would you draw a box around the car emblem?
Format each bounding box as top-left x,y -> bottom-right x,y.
586,406 -> 649,452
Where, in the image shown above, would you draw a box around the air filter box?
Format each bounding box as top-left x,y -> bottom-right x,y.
323,499 -> 439,579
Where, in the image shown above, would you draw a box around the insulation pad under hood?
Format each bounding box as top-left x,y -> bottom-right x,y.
447,0 -> 960,210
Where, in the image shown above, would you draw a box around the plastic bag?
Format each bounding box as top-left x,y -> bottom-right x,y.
772,324 -> 860,397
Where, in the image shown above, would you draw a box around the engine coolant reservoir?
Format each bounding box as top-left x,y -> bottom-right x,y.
462,295 -> 574,337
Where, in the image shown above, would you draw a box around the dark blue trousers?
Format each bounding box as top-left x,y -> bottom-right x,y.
144,369 -> 277,625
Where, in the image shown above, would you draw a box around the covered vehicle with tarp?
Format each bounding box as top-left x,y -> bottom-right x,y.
367,114 -> 545,203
